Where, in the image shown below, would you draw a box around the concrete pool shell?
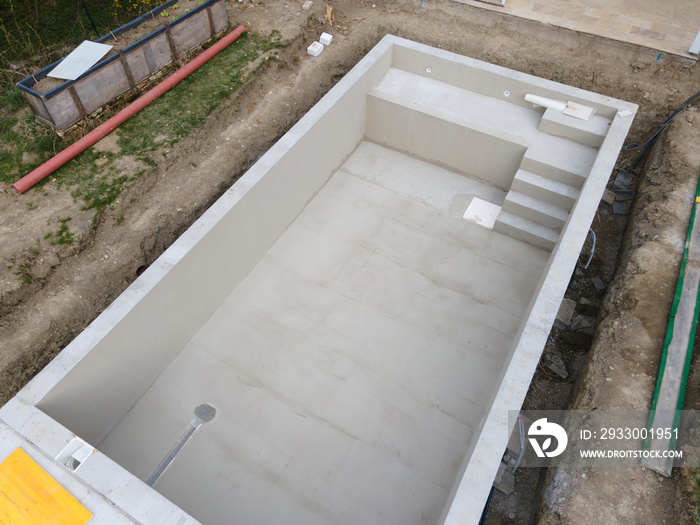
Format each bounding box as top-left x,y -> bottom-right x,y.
0,35 -> 636,524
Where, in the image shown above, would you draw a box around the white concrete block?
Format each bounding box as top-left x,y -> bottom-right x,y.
539,107 -> 608,148
319,32 -> 333,46
301,0 -> 313,10
562,100 -> 596,120
307,41 -> 323,57
463,197 -> 501,229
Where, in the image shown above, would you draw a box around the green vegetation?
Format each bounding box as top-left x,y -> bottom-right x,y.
118,33 -> 283,155
0,0 -> 159,76
1,31 -> 284,213
0,106 -> 59,184
13,262 -> 32,284
1,1 -> 284,280
44,217 -> 74,245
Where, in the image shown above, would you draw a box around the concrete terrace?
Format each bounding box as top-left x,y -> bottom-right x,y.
454,0 -> 700,59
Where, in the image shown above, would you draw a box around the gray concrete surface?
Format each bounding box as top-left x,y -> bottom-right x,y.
97,143 -> 548,524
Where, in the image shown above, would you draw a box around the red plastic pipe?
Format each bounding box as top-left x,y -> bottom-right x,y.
13,24 -> 247,194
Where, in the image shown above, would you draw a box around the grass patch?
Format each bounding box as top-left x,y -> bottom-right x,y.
692,469 -> 700,525
13,263 -> 32,284
71,172 -> 133,212
118,33 -> 283,155
15,263 -> 34,284
0,105 -> 63,184
44,217 -> 74,245
2,87 -> 25,111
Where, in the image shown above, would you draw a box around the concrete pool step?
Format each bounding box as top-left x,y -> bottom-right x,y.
520,149 -> 589,189
511,170 -> 578,210
501,190 -> 569,230
538,107 -> 610,148
494,211 -> 559,251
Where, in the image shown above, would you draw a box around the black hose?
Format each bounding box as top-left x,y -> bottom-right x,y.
479,486 -> 495,525
81,1 -> 100,38
626,91 -> 700,173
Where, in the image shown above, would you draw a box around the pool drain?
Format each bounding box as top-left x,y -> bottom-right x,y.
146,403 -> 216,487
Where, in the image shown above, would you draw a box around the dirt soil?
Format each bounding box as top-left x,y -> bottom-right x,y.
2,0 -> 700,523
536,114 -> 700,525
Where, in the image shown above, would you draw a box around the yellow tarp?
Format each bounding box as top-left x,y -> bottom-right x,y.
0,448 -> 92,525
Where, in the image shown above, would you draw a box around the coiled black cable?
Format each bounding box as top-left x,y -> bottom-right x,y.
625,90 -> 700,173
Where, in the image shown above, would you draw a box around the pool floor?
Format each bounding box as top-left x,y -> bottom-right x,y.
98,141 -> 548,524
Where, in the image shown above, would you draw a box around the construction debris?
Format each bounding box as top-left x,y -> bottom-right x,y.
545,349 -> 569,379
601,189 -> 615,205
612,201 -> 631,215
307,41 -> 324,56
592,276 -> 607,292
570,314 -> 595,334
555,297 -> 577,328
613,169 -> 632,191
325,4 -> 335,24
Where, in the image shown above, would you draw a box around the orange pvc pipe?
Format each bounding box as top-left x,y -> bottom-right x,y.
13,24 -> 247,194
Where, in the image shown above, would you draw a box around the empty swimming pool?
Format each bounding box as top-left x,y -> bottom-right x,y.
0,35 -> 636,524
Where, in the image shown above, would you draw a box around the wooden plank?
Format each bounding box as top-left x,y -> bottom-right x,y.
165,24 -> 180,63
210,0 -> 228,33
171,11 -> 210,54
44,89 -> 82,130
205,6 -> 216,37
74,60 -> 130,115
147,33 -> 175,71
24,92 -> 52,123
125,47 -> 151,84
119,51 -> 136,89
142,42 -> 157,73
0,448 -> 92,525
68,86 -> 87,118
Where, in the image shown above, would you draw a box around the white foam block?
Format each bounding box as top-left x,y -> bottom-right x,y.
320,32 -> 333,46
462,197 -> 502,229
307,41 -> 324,57
563,101 -> 596,120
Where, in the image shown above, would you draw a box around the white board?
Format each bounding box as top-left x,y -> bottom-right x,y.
48,41 -> 113,81
463,197 -> 502,229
